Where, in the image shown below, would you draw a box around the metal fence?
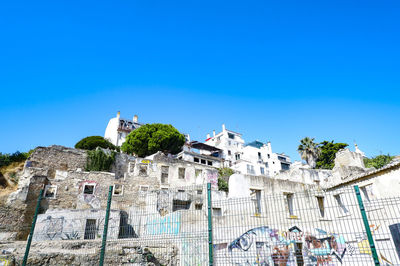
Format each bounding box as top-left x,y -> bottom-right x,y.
19,184 -> 400,265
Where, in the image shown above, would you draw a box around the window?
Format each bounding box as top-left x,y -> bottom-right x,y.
194,157 -> 200,163
316,196 -> 325,217
281,163 -> 290,171
173,200 -> 191,211
178,168 -> 185,179
258,152 -> 262,160
228,141 -> 231,146
285,193 -> 295,216
247,164 -> 255,175
251,189 -> 262,214
278,156 -> 286,161
139,164 -> 148,176
260,167 -> 265,175
84,219 -> 96,240
44,185 -> 57,199
113,184 -> 124,196
268,154 -> 270,159
228,150 -> 232,156
334,194 -> 349,214
197,189 -> 203,195
195,203 -> 203,210
84,184 -> 95,195
207,161 -> 212,166
265,162 -> 269,168
139,186 -> 149,198
228,133 -> 235,139
212,207 -> 222,216
201,159 -> 206,164
128,162 -> 135,174
235,154 -> 240,160
161,166 -> 169,184
360,185 -> 375,202
195,169 -> 202,177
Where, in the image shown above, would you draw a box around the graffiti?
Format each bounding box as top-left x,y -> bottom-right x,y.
62,230 -> 80,240
0,258 -> 11,266
182,237 -> 207,266
141,159 -> 151,164
156,190 -> 170,216
207,170 -> 218,190
145,212 -> 180,235
227,226 -> 350,265
45,216 -> 64,240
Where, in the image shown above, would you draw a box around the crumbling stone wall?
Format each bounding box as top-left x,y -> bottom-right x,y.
28,146 -> 87,178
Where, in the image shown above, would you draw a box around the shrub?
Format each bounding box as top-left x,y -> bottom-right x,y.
364,154 -> 394,169
75,136 -> 119,151
0,151 -> 30,168
85,149 -> 116,172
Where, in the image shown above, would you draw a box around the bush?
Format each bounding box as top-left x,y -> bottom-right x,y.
0,151 -> 30,168
75,136 -> 119,151
217,167 -> 234,192
121,124 -> 185,157
364,154 -> 394,169
218,178 -> 229,192
85,149 -> 116,172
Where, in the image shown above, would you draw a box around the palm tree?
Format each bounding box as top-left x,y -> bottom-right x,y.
297,137 -> 321,168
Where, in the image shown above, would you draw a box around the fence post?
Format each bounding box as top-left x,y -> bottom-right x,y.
22,188 -> 43,266
99,186 -> 113,266
354,185 -> 380,265
207,183 -> 214,266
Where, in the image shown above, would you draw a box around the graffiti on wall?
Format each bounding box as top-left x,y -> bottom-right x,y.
44,216 -> 64,240
0,257 -> 11,266
145,212 -> 180,235
207,170 -> 218,190
227,226 -> 351,265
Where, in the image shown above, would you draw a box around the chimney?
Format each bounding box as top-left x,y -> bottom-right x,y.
186,134 -> 191,142
222,124 -> 226,131
207,133 -> 211,139
117,111 -> 120,119
213,130 -> 216,137
133,115 -> 138,123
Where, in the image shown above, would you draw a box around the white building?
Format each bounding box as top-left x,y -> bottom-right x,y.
104,111 -> 141,146
204,124 -> 291,176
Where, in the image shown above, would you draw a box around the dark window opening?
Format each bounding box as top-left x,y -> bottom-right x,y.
84,185 -> 95,195
195,204 -> 203,210
173,200 -> 191,211
194,157 -> 200,163
84,219 -> 96,240
201,159 -> 206,164
207,161 -> 212,166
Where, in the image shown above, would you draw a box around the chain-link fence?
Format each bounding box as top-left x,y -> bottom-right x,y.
18,184 -> 400,265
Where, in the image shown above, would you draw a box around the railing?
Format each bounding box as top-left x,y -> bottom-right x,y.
17,185 -> 400,265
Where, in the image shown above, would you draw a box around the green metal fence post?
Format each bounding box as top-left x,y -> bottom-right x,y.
207,183 -> 214,266
99,186 -> 113,266
354,185 -> 380,265
22,188 -> 43,266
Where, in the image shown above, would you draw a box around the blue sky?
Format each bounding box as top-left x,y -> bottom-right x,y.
1,0 -> 399,161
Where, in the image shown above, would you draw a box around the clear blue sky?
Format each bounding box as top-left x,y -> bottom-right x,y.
1,0 -> 399,161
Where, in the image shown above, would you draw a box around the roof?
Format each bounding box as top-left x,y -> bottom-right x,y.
188,141 -> 222,152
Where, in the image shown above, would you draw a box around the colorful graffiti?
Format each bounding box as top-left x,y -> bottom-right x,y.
207,170 -> 218,190
145,212 -> 180,235
227,226 -> 350,265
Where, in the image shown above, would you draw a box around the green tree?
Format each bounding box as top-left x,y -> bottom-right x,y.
75,136 -> 118,151
217,167 -> 234,192
364,154 -> 394,169
297,137 -> 321,168
121,123 -> 185,157
315,141 -> 348,169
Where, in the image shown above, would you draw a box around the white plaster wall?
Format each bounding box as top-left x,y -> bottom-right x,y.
104,117 -> 120,146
